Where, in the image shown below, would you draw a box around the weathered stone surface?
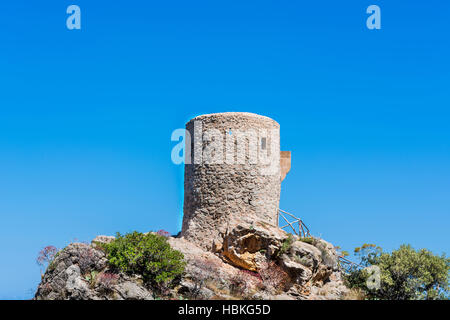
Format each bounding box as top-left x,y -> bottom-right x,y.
91,235 -> 116,247
34,242 -> 151,300
182,112 -> 282,251
289,240 -> 322,268
168,237 -> 238,287
312,238 -> 340,270
280,255 -> 313,283
115,280 -> 153,300
221,221 -> 286,271
308,278 -> 350,300
65,265 -> 90,299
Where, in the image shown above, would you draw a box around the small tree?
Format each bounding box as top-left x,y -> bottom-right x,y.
346,244 -> 449,300
36,246 -> 58,275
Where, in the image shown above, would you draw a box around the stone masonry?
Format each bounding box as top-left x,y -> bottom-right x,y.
181,112 -> 291,250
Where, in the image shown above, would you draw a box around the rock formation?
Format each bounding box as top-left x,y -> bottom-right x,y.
35,225 -> 349,300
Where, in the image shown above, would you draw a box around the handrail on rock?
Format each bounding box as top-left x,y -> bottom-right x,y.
277,208 -> 362,274
277,208 -> 311,238
337,255 -> 364,274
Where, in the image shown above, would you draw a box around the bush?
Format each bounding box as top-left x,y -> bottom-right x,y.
37,245 -> 59,274
102,231 -> 186,287
156,229 -> 171,238
343,288 -> 367,300
278,234 -> 294,256
84,271 -> 99,288
298,237 -> 314,245
346,244 -> 449,300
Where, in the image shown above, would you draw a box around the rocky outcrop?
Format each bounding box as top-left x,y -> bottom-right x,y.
35,224 -> 349,300
218,222 -> 348,299
221,221 -> 287,271
34,242 -> 153,300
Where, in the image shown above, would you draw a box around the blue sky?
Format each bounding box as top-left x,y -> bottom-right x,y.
0,1 -> 449,299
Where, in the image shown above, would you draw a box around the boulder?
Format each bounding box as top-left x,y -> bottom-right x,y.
116,280 -> 153,300
221,221 -> 287,271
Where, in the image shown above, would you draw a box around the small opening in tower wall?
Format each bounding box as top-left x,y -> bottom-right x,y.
261,137 -> 267,150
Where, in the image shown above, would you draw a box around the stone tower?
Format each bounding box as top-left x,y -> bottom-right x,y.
181,112 -> 291,250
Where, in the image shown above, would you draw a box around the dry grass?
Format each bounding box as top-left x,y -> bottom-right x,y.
342,288 -> 366,300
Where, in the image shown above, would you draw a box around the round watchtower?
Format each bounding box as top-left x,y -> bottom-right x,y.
181,112 -> 281,250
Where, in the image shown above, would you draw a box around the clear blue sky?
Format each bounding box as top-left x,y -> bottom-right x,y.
0,1 -> 449,299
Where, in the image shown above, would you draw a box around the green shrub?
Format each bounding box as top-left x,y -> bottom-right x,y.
298,237 -> 314,245
84,271 -> 99,288
102,231 -> 186,287
346,244 -> 449,300
278,234 -> 295,256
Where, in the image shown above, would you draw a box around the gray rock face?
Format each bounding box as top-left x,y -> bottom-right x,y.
65,265 -> 90,299
115,280 -> 153,300
91,235 -> 116,246
34,242 -> 153,300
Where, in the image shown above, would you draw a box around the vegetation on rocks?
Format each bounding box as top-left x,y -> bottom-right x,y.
34,227 -> 448,301
278,233 -> 295,256
36,245 -> 59,275
35,225 -> 416,300
101,231 -> 186,288
298,237 -> 315,245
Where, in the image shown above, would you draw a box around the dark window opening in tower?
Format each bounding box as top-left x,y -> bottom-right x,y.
261,137 -> 267,150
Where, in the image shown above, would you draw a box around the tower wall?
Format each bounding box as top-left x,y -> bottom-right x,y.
181,112 -> 281,250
